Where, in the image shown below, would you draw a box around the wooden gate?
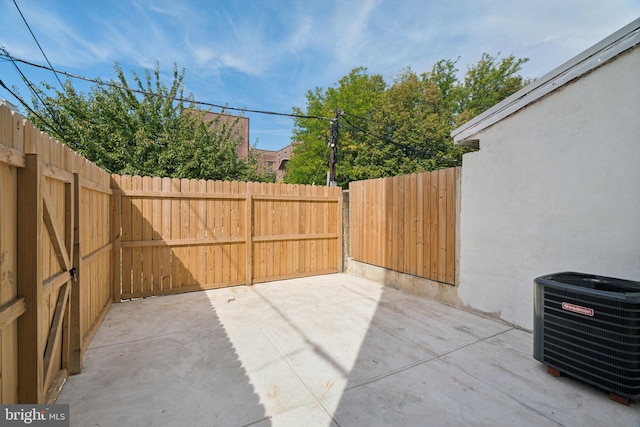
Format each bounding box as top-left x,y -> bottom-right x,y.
112,176 -> 343,299
17,154 -> 80,403
1,105 -> 123,404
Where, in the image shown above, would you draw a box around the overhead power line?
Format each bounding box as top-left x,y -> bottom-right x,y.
12,0 -> 65,91
0,46 -> 69,138
341,112 -> 433,157
0,52 -> 332,122
0,79 -> 62,139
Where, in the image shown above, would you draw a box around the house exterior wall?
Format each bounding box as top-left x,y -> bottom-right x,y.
458,46 -> 640,329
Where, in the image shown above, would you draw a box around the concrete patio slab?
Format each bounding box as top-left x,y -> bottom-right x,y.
56,274 -> 639,426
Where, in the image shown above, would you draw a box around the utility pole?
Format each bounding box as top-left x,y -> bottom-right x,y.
327,108 -> 339,187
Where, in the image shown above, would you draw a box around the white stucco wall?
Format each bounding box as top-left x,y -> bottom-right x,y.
458,46 -> 640,330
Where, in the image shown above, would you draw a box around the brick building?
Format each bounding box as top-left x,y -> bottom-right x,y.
254,144 -> 293,182
203,111 -> 250,158
203,111 -> 291,182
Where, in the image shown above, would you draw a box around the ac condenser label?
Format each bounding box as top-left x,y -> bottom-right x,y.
562,302 -> 594,316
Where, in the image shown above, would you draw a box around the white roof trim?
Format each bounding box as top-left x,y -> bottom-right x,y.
0,99 -> 19,112
452,18 -> 640,146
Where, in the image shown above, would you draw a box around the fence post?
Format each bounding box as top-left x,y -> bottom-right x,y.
111,176 -> 122,302
68,173 -> 82,374
62,172 -> 75,374
341,190 -> 349,272
454,167 -> 461,287
245,185 -> 253,285
17,153 -> 44,403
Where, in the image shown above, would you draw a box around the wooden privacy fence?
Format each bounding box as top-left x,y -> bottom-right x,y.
0,105 -> 113,404
0,102 -> 342,403
112,176 -> 343,300
349,168 -> 460,285
2,101 -> 459,404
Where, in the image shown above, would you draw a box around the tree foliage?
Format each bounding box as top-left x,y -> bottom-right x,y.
28,63 -> 271,182
286,54 -> 530,187
457,53 -> 530,117
285,68 -> 385,185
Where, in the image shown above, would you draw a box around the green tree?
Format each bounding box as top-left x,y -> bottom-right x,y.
285,67 -> 385,186
457,53 -> 530,121
286,54 -> 529,187
349,67 -> 462,178
28,63 -> 271,182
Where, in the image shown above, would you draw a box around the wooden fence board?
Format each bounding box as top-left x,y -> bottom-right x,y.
223,180 -> 232,284
424,172 -> 432,278
131,176 -> 143,294
238,182 -> 247,283
410,174 -> 418,275
245,183 -> 253,285
152,177 -> 162,291
322,186 -> 330,271
0,152 -> 19,404
141,176 -> 153,293
0,106 -> 11,149
196,180 -> 206,285
180,178 -> 191,288
416,174 -> 424,277
446,167 -> 457,284
437,170 -> 446,282
120,176 -> 132,296
256,183 -> 266,279
389,177 -> 398,272
171,178 -> 182,290
208,180 -> 217,284
161,178 -> 172,290
236,181 -> 245,281
189,180 -> 199,285
430,170 -> 439,279
300,186 -> 307,273
213,180 -> 223,286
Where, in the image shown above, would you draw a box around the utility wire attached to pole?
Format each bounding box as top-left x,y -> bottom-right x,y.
12,0 -> 65,91
0,51 -> 333,122
327,108 -> 340,186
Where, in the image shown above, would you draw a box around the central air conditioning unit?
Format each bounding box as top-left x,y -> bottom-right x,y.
533,272 -> 640,404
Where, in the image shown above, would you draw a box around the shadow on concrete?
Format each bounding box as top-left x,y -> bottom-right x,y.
56,289 -> 269,427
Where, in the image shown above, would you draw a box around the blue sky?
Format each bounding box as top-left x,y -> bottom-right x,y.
1,1 -> 638,151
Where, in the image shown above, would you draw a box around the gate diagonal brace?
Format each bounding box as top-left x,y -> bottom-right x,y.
42,184 -> 71,272
43,281 -> 71,386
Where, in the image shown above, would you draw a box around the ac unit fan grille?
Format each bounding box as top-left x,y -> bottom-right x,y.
542,286 -> 640,397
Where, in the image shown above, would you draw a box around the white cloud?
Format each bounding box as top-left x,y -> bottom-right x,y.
1,0 -> 638,150
1,2 -> 111,66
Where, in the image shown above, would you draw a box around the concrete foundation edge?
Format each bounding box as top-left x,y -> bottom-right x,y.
346,258 -> 463,306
